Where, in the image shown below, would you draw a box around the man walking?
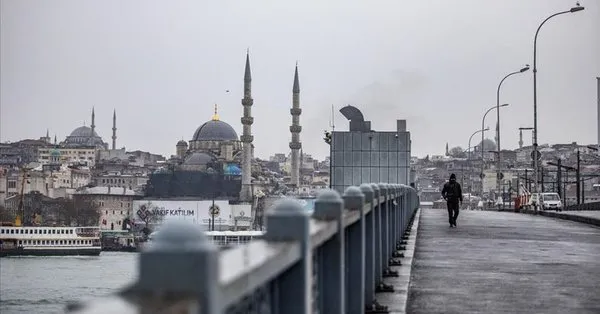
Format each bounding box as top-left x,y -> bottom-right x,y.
442,173 -> 463,227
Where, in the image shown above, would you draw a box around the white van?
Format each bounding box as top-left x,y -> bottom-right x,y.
528,193 -> 563,211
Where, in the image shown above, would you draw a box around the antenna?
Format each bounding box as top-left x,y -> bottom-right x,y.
329,104 -> 335,131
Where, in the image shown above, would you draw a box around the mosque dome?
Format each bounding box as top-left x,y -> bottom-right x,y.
191,105 -> 238,141
69,126 -> 99,138
477,139 -> 497,151
64,125 -> 105,147
183,152 -> 214,166
177,140 -> 188,146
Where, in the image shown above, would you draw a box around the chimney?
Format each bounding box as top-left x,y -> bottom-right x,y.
397,120 -> 407,132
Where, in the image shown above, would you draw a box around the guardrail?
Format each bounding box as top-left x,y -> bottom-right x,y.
564,201 -> 600,211
66,183 -> 419,314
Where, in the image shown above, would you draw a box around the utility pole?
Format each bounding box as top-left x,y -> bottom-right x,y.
576,150 -> 581,205
557,159 -> 562,199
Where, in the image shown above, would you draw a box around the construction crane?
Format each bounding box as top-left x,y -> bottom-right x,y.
14,166 -> 32,226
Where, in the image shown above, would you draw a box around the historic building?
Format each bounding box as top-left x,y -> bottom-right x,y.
74,186 -> 136,231
145,105 -> 244,199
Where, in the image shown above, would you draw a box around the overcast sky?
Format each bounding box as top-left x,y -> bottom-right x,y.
1,0 -> 599,160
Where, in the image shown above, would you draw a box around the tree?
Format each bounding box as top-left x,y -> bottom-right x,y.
56,197 -> 100,227
135,201 -> 164,237
448,146 -> 467,158
0,204 -> 15,223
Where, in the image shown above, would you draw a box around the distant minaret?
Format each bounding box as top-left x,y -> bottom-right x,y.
445,142 -> 449,156
519,129 -> 524,149
112,109 -> 117,150
91,107 -> 96,134
240,50 -> 254,201
46,129 -> 50,143
54,135 -> 57,145
289,62 -> 302,188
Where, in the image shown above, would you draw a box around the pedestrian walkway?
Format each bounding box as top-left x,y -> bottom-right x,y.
406,209 -> 600,314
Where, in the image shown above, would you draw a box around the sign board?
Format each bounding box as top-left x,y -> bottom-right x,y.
133,200 -> 236,226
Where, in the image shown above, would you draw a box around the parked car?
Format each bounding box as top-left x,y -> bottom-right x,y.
527,192 -> 563,211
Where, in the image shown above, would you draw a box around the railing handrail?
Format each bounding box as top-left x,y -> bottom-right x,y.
66,183 -> 419,314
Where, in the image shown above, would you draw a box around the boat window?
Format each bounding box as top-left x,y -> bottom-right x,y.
0,229 -> 3,234
52,230 -> 56,234
11,229 -> 14,234
24,229 -> 28,234
43,229 -> 47,234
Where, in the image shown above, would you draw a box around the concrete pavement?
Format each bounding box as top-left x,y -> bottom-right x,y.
406,208 -> 600,314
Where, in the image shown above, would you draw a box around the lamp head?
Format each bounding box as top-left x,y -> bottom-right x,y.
501,103 -> 509,107
570,5 -> 584,13
520,65 -> 530,72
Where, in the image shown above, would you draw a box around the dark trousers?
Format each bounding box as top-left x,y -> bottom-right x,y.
447,201 -> 459,225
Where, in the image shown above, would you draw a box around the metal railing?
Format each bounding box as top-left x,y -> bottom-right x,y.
564,201 -> 600,211
66,183 -> 419,314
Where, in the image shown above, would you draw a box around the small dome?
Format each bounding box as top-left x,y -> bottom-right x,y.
478,139 -> 497,151
177,140 -> 188,146
69,126 -> 98,138
50,148 -> 60,157
183,152 -> 214,166
192,120 -> 238,142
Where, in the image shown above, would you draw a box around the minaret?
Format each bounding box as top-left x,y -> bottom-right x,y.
445,142 -> 449,156
46,129 -> 50,143
240,50 -> 254,201
289,62 -> 302,188
54,135 -> 57,145
91,107 -> 96,134
519,129 -> 524,149
112,109 -> 117,150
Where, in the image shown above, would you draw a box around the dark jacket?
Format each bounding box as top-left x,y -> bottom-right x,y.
442,179 -> 463,202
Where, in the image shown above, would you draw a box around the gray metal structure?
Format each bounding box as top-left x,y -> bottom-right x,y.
332,106 -> 411,193
65,183 -> 419,314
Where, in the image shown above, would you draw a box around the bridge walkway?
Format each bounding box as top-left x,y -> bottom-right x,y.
405,209 -> 600,314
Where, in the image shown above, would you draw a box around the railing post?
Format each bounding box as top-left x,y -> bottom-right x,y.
359,184 -> 376,308
343,186 -> 366,314
378,183 -> 389,272
389,185 -> 403,265
313,189 -> 345,314
378,183 -> 395,279
370,183 -> 382,287
137,220 -> 221,314
264,199 -> 312,314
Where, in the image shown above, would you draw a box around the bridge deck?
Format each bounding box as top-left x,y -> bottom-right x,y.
406,209 -> 600,314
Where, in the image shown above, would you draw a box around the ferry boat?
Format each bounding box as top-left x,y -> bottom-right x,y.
0,226 -> 102,257
146,230 -> 265,250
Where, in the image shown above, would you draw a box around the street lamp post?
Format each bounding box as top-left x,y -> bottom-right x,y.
532,4 -> 585,199
496,65 -> 529,197
482,104 -> 508,198
468,127 -> 489,198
